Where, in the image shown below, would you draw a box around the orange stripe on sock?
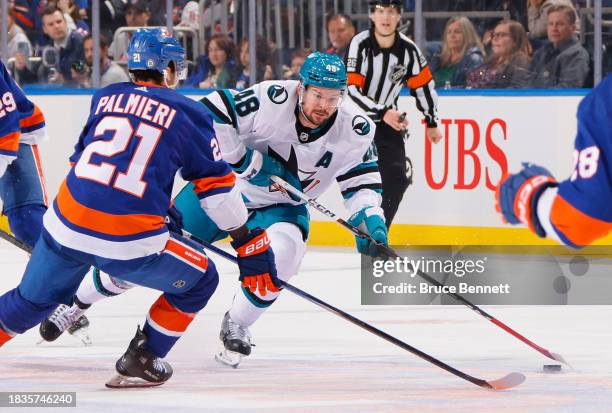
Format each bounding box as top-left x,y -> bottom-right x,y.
165,238 -> 209,271
0,328 -> 13,346
56,180 -> 165,236
192,172 -> 236,195
149,295 -> 196,333
31,145 -> 49,206
407,66 -> 433,89
550,195 -> 612,246
0,132 -> 20,152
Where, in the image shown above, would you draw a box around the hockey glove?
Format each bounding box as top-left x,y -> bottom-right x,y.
495,163 -> 558,237
230,227 -> 281,296
165,205 -> 184,235
348,206 -> 388,257
233,148 -> 301,192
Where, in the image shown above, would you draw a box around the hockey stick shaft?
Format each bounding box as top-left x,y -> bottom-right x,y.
182,229 -> 523,390
270,176 -> 566,365
0,228 -> 32,254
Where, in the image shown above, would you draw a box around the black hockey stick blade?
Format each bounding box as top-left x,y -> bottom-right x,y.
183,230 -> 525,390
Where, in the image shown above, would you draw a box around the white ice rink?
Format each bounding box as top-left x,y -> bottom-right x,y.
1,242 -> 611,413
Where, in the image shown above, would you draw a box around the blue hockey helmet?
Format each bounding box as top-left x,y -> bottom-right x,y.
127,28 -> 187,80
299,51 -> 347,91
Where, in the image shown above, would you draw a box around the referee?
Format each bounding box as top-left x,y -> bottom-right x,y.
345,0 -> 442,228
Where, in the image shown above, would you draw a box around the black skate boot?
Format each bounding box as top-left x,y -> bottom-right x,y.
106,326 -> 173,388
215,312 -> 252,368
39,297 -> 92,345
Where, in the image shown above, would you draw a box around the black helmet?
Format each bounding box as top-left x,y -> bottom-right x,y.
368,0 -> 403,10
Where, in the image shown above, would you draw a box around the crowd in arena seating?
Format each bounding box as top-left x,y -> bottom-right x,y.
3,0 -> 608,89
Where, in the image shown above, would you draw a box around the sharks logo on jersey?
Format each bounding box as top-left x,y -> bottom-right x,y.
352,115 -> 371,136
267,85 -> 288,104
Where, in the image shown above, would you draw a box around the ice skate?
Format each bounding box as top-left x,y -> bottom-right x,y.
215,312 -> 253,368
39,302 -> 92,345
106,326 -> 173,388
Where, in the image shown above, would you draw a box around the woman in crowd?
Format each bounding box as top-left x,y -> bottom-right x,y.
234,35 -> 274,89
184,33 -> 237,88
467,19 -> 532,89
430,16 -> 485,88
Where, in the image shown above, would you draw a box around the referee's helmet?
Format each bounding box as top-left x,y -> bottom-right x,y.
299,51 -> 347,90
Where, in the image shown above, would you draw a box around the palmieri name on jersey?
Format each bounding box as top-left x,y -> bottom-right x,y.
94,93 -> 177,129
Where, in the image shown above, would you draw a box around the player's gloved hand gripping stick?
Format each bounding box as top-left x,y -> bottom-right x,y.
269,175 -> 569,367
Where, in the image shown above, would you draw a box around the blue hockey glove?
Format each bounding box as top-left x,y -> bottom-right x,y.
348,206 -> 388,256
165,205 -> 184,235
495,163 -> 558,237
230,227 -> 281,296
233,149 -> 301,191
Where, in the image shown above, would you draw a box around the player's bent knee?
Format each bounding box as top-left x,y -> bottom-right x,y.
170,260 -> 220,314
5,204 -> 46,248
267,223 -> 307,282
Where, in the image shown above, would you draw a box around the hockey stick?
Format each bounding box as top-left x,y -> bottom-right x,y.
270,175 -> 569,366
182,229 -> 525,390
0,228 -> 32,254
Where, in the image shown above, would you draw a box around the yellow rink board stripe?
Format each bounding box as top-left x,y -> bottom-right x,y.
307,221 -> 612,247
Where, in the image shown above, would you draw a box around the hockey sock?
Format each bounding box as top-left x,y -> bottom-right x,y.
143,295 -> 197,358
75,268 -> 134,305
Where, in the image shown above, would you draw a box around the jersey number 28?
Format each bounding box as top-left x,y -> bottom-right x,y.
75,116 -> 162,198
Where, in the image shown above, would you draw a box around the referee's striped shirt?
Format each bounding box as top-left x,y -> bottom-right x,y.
345,29 -> 439,127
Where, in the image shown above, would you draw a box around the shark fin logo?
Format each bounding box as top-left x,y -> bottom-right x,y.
352,115 -> 371,136
267,85 -> 288,104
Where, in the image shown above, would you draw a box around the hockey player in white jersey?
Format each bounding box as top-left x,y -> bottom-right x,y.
40,52 -> 388,367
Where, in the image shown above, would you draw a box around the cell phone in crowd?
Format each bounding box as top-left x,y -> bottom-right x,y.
16,42 -> 30,56
41,46 -> 58,68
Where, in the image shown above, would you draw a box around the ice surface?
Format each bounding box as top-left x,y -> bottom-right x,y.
0,243 -> 611,412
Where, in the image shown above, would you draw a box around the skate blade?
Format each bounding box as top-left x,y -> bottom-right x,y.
214,348 -> 243,369
105,374 -> 166,389
70,328 -> 92,346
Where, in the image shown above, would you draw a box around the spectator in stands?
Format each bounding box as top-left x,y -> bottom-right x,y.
430,16 -> 485,88
40,4 -> 85,84
71,34 -> 130,88
467,20 -> 532,89
529,4 -> 590,88
326,13 -> 355,59
184,33 -> 237,88
7,5 -> 37,85
108,0 -> 151,61
528,0 -> 578,49
57,0 -> 90,34
282,48 -> 312,80
235,36 -> 273,89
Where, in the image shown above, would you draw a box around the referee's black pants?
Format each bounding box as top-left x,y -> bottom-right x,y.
374,122 -> 409,228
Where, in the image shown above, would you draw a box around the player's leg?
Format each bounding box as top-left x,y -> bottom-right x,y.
39,268 -> 135,344
102,232 -> 219,388
374,123 -> 409,227
0,144 -> 48,248
217,204 -> 308,366
0,231 -> 90,346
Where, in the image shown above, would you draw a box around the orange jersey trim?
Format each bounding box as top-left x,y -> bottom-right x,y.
550,195 -> 612,246
192,172 -> 236,194
148,295 -> 196,333
56,180 -> 165,236
347,73 -> 366,89
407,66 -> 433,89
19,104 -> 45,129
0,131 -> 20,152
31,145 -> 49,206
0,327 -> 13,346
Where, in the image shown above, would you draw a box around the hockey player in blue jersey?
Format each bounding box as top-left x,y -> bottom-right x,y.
0,28 -> 279,388
39,51 -> 389,367
495,74 -> 612,247
0,61 -> 49,248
